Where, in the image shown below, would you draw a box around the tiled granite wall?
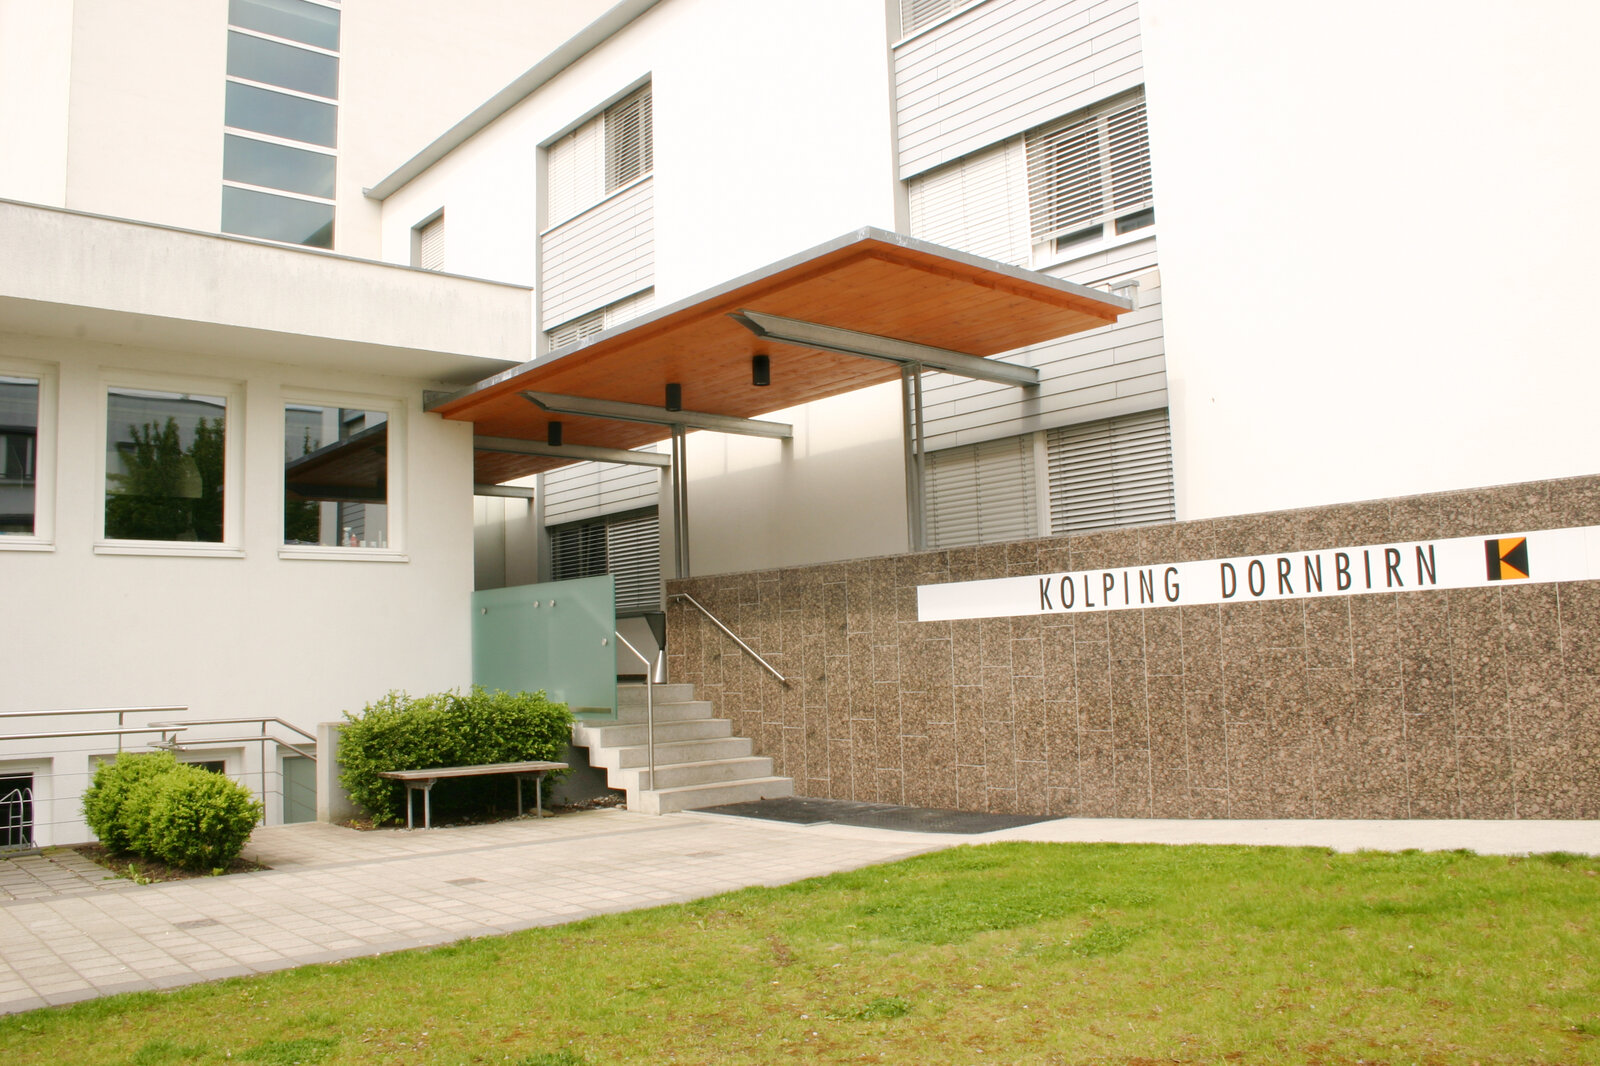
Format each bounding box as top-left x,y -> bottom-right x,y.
665,475 -> 1600,819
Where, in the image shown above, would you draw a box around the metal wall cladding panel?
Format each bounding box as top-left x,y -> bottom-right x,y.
539,177 -> 654,329
542,453 -> 662,526
895,0 -> 1142,179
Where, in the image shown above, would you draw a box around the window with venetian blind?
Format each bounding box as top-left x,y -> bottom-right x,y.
549,507 -> 662,612
546,84 -> 652,226
925,434 -> 1039,548
1046,409 -> 1175,534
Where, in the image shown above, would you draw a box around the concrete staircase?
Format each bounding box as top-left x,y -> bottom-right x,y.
571,683 -> 793,815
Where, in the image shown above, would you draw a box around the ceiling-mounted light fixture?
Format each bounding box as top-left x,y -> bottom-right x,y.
751,354 -> 771,387
665,383 -> 683,412
546,420 -> 563,447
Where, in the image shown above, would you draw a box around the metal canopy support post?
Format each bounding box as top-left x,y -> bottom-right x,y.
901,362 -> 927,552
669,423 -> 690,578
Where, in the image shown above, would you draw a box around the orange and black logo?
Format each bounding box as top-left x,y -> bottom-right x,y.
1485,537 -> 1530,581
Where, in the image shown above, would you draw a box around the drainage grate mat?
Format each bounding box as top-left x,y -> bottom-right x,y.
690,796 -> 1056,834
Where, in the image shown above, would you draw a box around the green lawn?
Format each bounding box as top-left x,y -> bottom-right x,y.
3,843 -> 1597,1064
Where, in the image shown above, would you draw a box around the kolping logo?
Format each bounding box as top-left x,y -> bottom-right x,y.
1485,536 -> 1530,581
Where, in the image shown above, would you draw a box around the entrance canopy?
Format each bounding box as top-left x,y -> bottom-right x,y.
429,228 -> 1130,485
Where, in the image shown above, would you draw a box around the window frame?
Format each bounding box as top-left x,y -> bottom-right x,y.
1025,89 -> 1154,270
0,354 -> 57,551
278,389 -> 407,563
95,371 -> 245,558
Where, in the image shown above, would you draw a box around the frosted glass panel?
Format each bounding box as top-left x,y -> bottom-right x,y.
472,577 -> 617,719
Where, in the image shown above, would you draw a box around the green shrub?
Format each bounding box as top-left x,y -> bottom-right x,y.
339,686 -> 572,823
133,764 -> 262,871
82,751 -> 180,852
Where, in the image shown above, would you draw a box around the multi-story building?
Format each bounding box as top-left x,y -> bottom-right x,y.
3,0 -> 1597,843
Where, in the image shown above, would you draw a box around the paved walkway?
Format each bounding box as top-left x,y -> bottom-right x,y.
1,810 -> 1596,1016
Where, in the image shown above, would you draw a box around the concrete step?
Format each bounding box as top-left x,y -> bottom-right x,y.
634,776 -> 795,816
611,699 -> 715,725
618,683 -> 695,708
593,735 -> 755,770
574,717 -> 732,749
611,755 -> 778,791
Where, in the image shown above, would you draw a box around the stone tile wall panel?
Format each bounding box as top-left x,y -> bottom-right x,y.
667,474 -> 1600,818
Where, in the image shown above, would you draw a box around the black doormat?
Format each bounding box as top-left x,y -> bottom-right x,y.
690,795 -> 1056,834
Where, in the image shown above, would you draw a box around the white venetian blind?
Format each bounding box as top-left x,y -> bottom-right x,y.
605,86 -> 652,191
549,508 -> 661,612
1047,409 -> 1174,534
900,0 -> 962,37
416,214 -> 444,270
547,308 -> 605,351
547,113 -> 605,227
926,434 -> 1038,548
1025,93 -> 1152,242
907,137 -> 1031,265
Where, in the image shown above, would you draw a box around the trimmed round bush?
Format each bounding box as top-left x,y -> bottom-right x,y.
339,686 -> 572,824
82,750 -> 180,853
132,764 -> 262,871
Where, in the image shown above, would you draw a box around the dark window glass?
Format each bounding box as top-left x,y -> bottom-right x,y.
1115,207 -> 1156,234
229,0 -> 339,50
222,186 -> 334,247
227,30 -> 338,98
224,134 -> 335,198
104,388 -> 228,543
0,774 -> 33,849
284,404 -> 389,548
225,82 -> 336,146
0,376 -> 39,535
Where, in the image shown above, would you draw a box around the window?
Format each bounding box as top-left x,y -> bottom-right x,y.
923,410 -> 1176,547
413,212 -> 444,270
103,386 -> 233,546
907,89 -> 1153,267
1026,92 -> 1153,253
898,0 -> 981,37
547,84 -> 652,226
0,773 -> 33,851
222,0 -> 340,248
926,435 -> 1040,549
283,403 -> 391,550
1047,409 -> 1175,534
550,508 -> 660,611
0,375 -> 39,536
545,288 -> 654,351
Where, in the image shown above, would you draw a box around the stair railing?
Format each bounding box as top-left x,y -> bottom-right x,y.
668,593 -> 790,686
613,629 -> 661,792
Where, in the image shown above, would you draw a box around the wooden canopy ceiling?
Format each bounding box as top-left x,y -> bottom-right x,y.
430,228 -> 1130,484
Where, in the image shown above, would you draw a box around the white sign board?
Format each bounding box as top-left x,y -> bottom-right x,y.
916,526 -> 1600,623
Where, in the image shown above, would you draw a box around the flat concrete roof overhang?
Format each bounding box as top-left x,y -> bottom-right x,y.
0,199 -> 531,382
432,228 -> 1131,485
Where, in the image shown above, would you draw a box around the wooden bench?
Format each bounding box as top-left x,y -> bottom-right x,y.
378,760 -> 568,829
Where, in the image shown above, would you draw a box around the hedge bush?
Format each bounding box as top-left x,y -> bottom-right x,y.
82,750 -> 180,853
339,686 -> 572,824
82,752 -> 263,871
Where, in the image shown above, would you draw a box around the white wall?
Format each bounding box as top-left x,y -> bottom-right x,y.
1141,0 -> 1600,520
0,0 -> 75,206
683,382 -> 909,574
380,0 -> 898,301
0,333 -> 479,840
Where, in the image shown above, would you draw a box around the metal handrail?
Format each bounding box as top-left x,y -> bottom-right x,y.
149,716 -> 316,744
0,706 -> 187,719
155,734 -> 317,761
612,629 -> 660,792
669,592 -> 790,686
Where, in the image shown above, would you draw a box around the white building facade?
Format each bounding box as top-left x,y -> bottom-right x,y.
3,0 -> 1597,839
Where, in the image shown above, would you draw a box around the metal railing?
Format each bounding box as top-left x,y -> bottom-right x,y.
612,629 -> 661,791
0,706 -> 317,848
669,592 -> 790,686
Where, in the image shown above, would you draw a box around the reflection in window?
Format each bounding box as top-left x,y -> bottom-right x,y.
222,186 -> 334,247
224,134 -> 335,198
226,31 -> 339,98
104,388 -> 228,543
225,82 -> 336,147
0,375 -> 39,535
284,404 -> 389,548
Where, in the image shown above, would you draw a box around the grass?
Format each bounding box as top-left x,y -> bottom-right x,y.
2,843 -> 1597,1064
